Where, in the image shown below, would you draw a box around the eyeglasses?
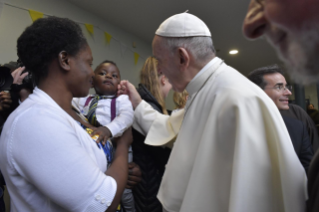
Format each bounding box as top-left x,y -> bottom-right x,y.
266,84 -> 293,92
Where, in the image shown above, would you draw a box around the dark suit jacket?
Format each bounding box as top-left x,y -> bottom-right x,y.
281,103 -> 319,152
282,116 -> 313,173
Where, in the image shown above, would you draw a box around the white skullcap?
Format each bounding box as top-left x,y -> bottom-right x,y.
155,12 -> 211,37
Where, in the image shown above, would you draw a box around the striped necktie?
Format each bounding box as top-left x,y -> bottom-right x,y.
87,95 -> 113,126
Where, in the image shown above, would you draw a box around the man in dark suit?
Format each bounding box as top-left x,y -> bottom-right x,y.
281,103 -> 319,152
248,64 -> 313,172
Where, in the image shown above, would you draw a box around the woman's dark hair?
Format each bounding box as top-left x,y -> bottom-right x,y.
17,16 -> 87,84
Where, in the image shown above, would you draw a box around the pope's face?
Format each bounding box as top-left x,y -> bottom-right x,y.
152,35 -> 185,92
243,0 -> 319,84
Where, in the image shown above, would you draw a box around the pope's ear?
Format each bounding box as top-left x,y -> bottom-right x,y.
58,51 -> 71,71
178,48 -> 190,70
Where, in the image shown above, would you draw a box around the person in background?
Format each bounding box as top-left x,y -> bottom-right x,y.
307,103 -> 319,128
281,103 -> 319,152
132,56 -> 172,212
248,64 -> 313,172
172,90 -> 188,114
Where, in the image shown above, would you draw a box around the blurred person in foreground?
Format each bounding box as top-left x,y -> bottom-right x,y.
243,1 -> 319,211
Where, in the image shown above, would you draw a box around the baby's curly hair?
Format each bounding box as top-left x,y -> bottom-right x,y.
17,16 -> 87,84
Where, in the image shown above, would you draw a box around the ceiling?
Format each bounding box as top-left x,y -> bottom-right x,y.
66,0 -> 282,76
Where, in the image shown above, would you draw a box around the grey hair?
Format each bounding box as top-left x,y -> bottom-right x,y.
162,36 -> 215,61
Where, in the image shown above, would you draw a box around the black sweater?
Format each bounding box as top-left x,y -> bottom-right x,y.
132,84 -> 171,212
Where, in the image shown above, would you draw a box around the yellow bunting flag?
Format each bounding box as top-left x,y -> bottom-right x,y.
134,52 -> 139,65
85,24 -> 94,35
29,10 -> 43,22
104,32 -> 112,44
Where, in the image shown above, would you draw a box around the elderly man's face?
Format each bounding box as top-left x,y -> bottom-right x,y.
243,0 -> 319,84
152,35 -> 185,92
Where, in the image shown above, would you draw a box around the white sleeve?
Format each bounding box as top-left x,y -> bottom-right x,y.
133,100 -> 160,135
105,95 -> 134,137
10,108 -> 116,211
133,100 -> 184,147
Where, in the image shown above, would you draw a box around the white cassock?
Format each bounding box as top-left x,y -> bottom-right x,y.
133,57 -> 307,212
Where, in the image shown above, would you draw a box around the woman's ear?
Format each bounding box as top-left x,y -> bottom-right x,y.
58,51 -> 71,71
160,75 -> 166,86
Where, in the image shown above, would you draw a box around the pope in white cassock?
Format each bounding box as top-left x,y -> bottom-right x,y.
119,12 -> 307,212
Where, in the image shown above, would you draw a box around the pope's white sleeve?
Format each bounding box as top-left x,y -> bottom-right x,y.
105,95 -> 134,137
10,110 -> 117,212
133,100 -> 161,135
133,100 -> 183,147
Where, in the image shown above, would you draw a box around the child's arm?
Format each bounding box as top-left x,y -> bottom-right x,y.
104,95 -> 134,138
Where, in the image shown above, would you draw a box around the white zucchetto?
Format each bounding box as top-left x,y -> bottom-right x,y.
155,12 -> 211,37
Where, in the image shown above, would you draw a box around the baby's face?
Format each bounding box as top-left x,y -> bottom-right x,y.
93,63 -> 121,96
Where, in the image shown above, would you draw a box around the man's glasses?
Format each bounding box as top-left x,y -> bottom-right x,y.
267,84 -> 293,92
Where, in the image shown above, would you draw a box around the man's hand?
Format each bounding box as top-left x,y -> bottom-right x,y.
11,67 -> 28,85
126,162 -> 142,189
117,80 -> 142,109
0,91 -> 12,111
91,126 -> 112,145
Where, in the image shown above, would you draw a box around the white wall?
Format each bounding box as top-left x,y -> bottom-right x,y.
0,0 -> 178,110
0,0 -> 151,88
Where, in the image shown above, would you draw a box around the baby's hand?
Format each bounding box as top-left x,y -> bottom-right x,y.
91,126 -> 112,145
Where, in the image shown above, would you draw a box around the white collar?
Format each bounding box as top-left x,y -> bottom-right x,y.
191,57 -> 219,82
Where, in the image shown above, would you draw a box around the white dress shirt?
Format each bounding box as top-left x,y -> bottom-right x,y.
72,94 -> 134,138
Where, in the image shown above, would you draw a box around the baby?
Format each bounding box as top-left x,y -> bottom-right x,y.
72,60 -> 135,212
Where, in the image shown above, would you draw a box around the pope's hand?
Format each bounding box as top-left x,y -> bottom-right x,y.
117,80 -> 142,109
